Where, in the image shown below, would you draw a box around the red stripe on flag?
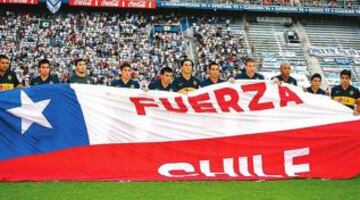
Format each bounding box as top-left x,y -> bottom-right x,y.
1,120 -> 360,182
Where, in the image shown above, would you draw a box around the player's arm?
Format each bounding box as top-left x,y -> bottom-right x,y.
54,75 -> 60,84
172,80 -> 179,92
12,74 -> 23,88
330,88 -> 335,99
30,78 -> 35,86
135,81 -> 140,89
354,89 -> 360,115
16,84 -> 23,89
355,98 -> 360,115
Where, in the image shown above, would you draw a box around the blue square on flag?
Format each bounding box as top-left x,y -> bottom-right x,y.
0,84 -> 89,161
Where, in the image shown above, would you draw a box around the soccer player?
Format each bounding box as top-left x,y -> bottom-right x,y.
148,67 -> 174,91
235,58 -> 264,80
111,63 -> 140,89
305,73 -> 326,95
331,69 -> 360,114
272,63 -> 297,86
172,58 -> 201,94
200,62 -> 224,87
0,55 -> 20,92
69,59 -> 93,84
30,59 -> 60,86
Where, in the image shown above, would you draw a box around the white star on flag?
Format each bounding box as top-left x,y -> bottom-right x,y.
7,91 -> 52,134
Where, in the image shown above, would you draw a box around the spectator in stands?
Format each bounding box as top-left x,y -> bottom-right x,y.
305,73 -> 326,95
347,1 -> 353,9
172,58 -> 201,94
331,69 -> 360,114
61,70 -> 70,84
111,63 -> 140,89
272,63 -> 297,86
235,58 -> 264,80
0,11 -> 189,87
192,16 -> 246,78
148,67 -> 174,91
201,62 -> 224,87
328,0 -> 337,8
69,59 -> 93,84
30,59 -> 59,86
0,55 -> 20,92
263,0 -> 270,5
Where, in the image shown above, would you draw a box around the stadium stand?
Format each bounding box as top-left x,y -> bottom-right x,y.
189,16 -> 248,80
0,11 -> 191,86
0,4 -> 359,90
302,19 -> 360,88
245,17 -> 309,86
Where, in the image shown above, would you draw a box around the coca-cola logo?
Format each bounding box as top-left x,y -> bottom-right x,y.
73,0 -> 93,6
101,0 -> 118,7
128,0 -> 147,8
8,0 -> 29,3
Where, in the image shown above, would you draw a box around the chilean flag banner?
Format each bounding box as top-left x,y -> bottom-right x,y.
0,81 -> 359,181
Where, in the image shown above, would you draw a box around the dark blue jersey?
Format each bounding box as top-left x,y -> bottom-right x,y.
272,75 -> 297,86
306,87 -> 326,95
30,75 -> 60,86
172,75 -> 201,93
331,85 -> 360,109
235,72 -> 264,80
200,78 -> 225,87
0,69 -> 20,92
111,79 -> 140,89
148,80 -> 173,92
69,74 -> 93,84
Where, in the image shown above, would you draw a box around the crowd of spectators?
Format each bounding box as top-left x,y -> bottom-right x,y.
191,17 -> 247,80
0,11 -> 190,87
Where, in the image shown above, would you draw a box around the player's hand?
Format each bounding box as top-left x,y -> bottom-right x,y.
326,88 -> 330,96
354,110 -> 360,116
228,78 -> 235,84
16,84 -> 23,89
355,105 -> 360,116
272,78 -> 281,85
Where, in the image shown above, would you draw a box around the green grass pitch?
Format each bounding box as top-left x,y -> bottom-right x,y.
1,176 -> 359,200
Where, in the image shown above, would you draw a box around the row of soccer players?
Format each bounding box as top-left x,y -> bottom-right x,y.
0,55 -> 359,113
0,55 -> 296,91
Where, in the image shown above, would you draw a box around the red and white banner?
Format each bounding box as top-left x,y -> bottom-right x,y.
69,0 -> 97,7
97,0 -> 119,7
0,81 -> 359,181
69,0 -> 156,8
123,0 -> 156,9
0,0 -> 38,4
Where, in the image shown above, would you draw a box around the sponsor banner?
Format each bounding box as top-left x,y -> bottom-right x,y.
124,0 -> 156,9
278,52 -> 297,58
0,0 -> 38,4
257,16 -> 292,24
323,58 -> 335,63
69,0 -> 155,8
98,0 -> 119,7
157,1 -> 360,16
0,82 -> 359,181
69,0 -> 97,6
309,46 -> 360,58
335,58 -> 351,65
353,58 -> 360,65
